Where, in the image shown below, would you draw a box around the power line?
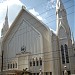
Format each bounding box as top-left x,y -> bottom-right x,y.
21,4 -> 74,26
28,0 -> 73,19
27,0 -> 71,10
1,10 -> 75,61
0,10 -> 72,69
44,4 -> 74,20
0,0 -> 74,72
0,54 -> 75,68
46,11 -> 74,25
2,5 -> 74,46
0,46 -> 75,60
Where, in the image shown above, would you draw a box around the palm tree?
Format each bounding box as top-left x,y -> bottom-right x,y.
20,68 -> 28,75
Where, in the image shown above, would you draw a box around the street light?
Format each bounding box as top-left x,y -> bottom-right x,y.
39,69 -> 42,75
64,66 -> 68,75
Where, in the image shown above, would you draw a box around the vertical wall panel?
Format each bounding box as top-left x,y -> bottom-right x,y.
4,20 -> 43,66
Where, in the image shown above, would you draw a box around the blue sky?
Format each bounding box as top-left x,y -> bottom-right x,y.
0,0 -> 74,40
21,0 -> 74,39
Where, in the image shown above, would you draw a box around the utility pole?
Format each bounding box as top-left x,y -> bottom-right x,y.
1,50 -> 3,75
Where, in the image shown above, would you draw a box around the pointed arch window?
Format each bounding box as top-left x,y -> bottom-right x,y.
61,45 -> 65,64
36,58 -> 39,66
13,63 -> 15,68
33,58 -> 35,66
58,10 -> 62,18
10,64 -> 12,68
64,44 -> 69,63
30,61 -> 32,67
15,63 -> 17,68
39,57 -> 42,66
8,64 -> 9,69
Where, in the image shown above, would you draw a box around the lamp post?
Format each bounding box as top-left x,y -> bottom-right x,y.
21,68 -> 28,75
1,50 -> 3,75
39,69 -> 42,75
64,66 -> 68,75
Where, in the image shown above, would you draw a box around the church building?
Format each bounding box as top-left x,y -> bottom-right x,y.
0,0 -> 75,75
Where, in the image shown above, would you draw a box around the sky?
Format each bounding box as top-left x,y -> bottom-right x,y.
0,0 -> 75,40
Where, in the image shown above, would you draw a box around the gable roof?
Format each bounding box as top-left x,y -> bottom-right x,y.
2,6 -> 50,43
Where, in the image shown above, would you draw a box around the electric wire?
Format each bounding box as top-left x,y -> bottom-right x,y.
0,0 -> 74,72
1,10 -> 75,61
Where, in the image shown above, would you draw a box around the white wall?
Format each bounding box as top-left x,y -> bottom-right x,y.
3,19 -> 43,70
2,8 -> 52,73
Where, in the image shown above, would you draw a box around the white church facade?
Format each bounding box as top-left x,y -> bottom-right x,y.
0,0 -> 75,75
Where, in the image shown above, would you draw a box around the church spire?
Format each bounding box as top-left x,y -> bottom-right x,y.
56,0 -> 65,10
56,0 -> 71,39
1,7 -> 9,37
5,6 -> 8,20
56,0 -> 66,21
5,6 -> 8,26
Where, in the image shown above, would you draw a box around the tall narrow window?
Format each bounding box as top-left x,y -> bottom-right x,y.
61,45 -> 65,64
46,72 -> 48,75
13,63 -> 15,68
36,58 -> 39,66
50,72 -> 52,75
8,64 -> 9,69
30,61 -> 32,67
33,59 -> 35,66
64,44 -> 69,63
15,63 -> 17,68
10,64 -> 12,69
37,73 -> 39,75
39,58 -> 42,66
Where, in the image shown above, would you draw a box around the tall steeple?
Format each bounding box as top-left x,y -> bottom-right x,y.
5,6 -> 8,26
1,7 -> 9,37
56,0 -> 65,11
56,0 -> 71,39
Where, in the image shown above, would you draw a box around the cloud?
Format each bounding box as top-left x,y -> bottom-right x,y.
0,0 -> 23,10
50,28 -> 56,34
0,0 -> 42,37
0,0 -> 23,23
29,8 -> 43,21
0,0 -> 23,36
46,0 -> 56,9
50,0 -> 55,3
